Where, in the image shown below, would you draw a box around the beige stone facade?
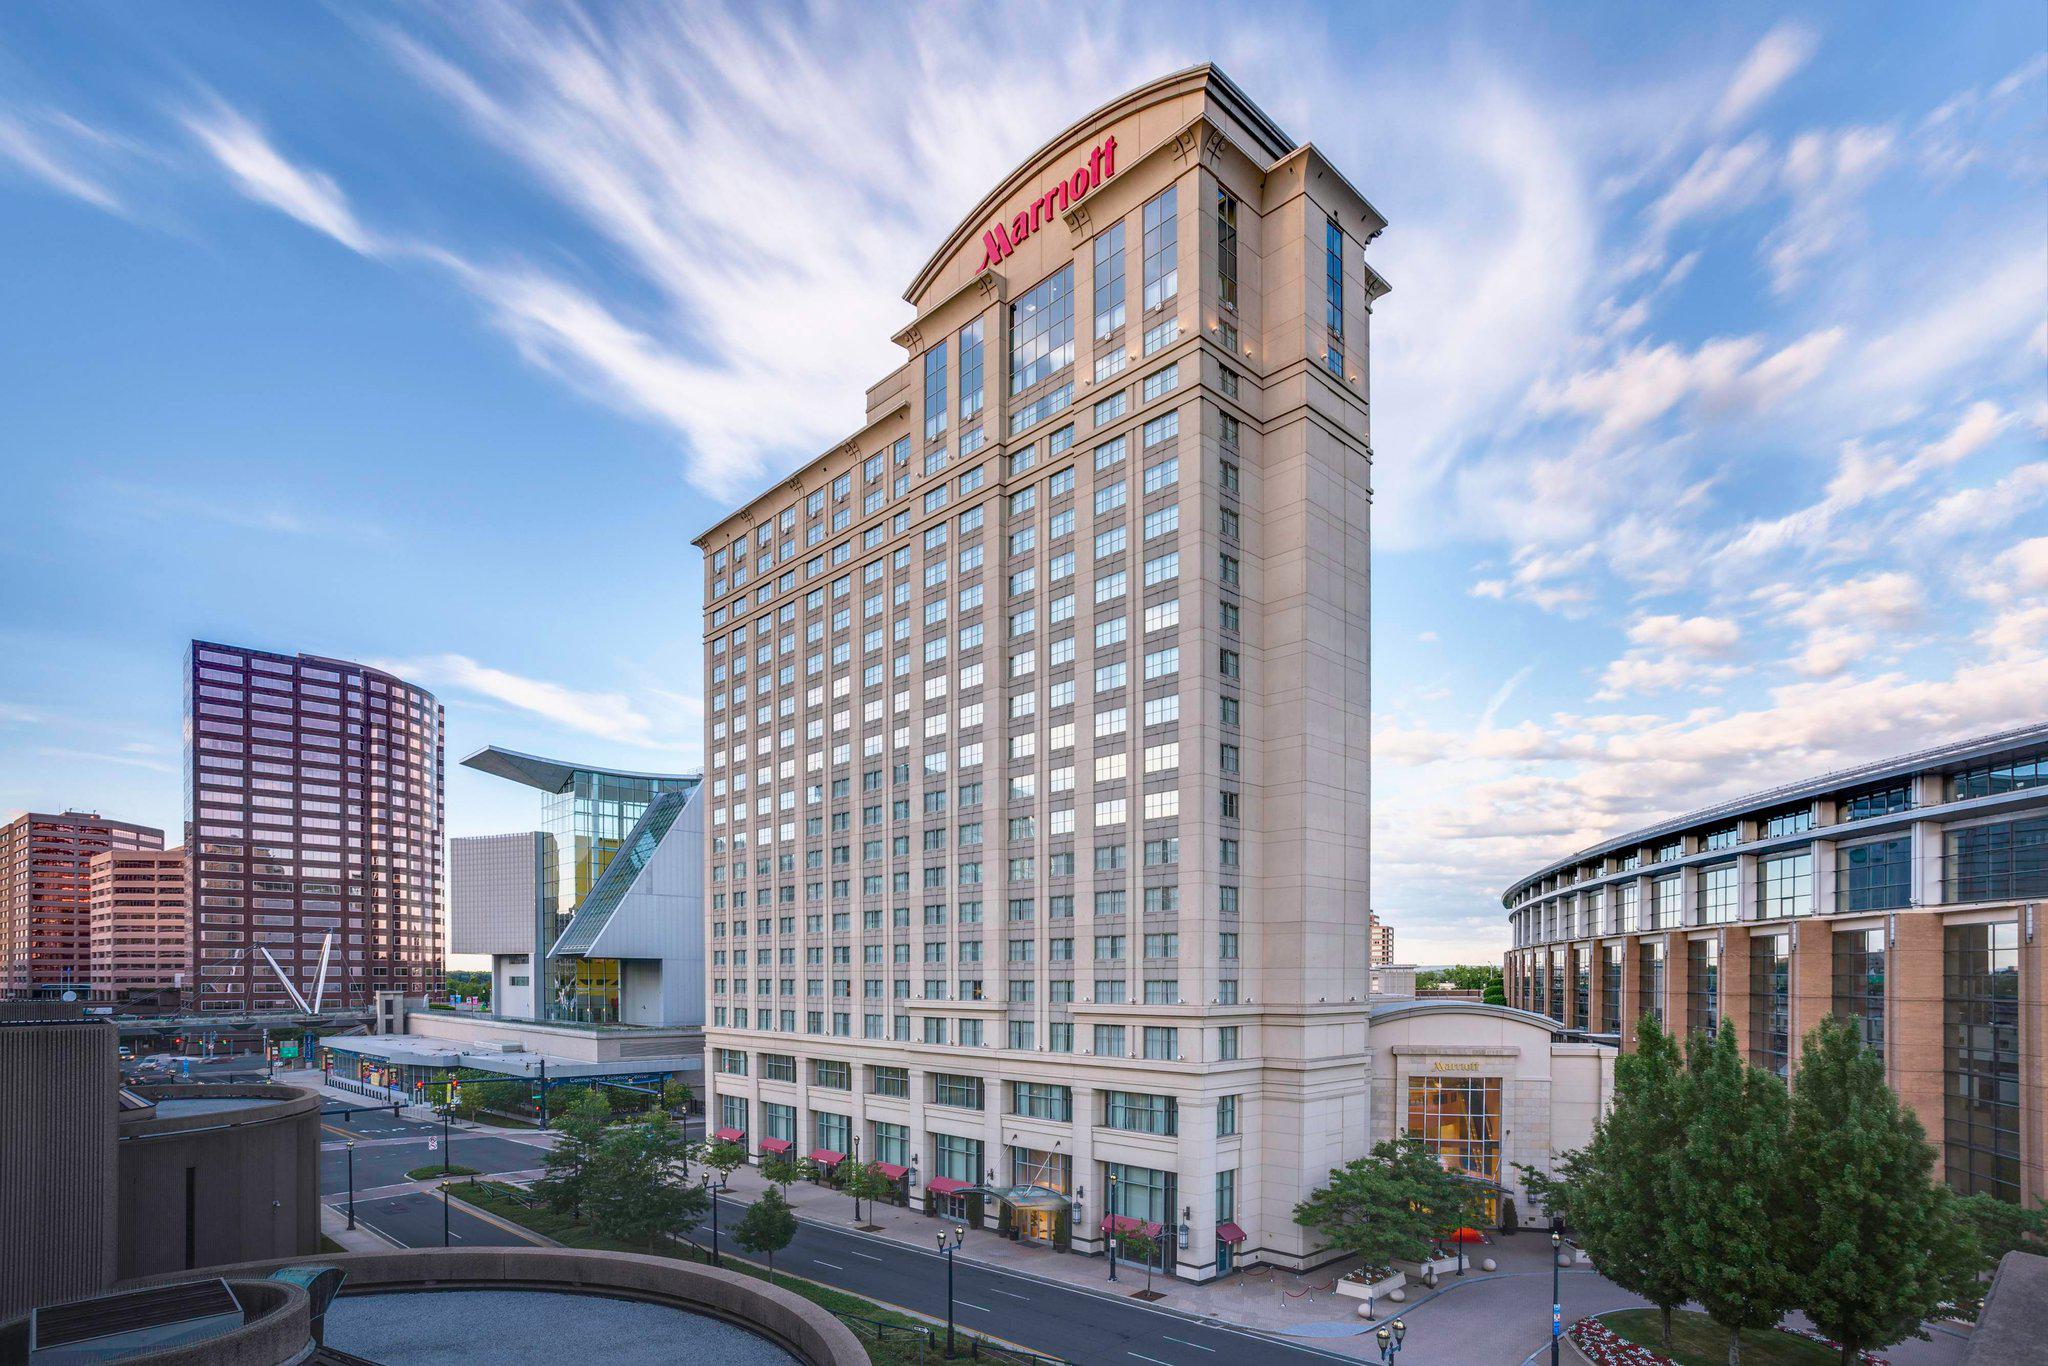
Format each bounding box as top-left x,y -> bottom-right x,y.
694,67 -> 1386,1280
1505,724 -> 2048,1210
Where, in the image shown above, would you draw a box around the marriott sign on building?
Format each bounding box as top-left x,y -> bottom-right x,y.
695,66 -> 1610,1281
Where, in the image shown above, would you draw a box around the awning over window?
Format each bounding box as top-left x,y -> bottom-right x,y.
875,1163 -> 910,1181
1101,1214 -> 1163,1238
809,1148 -> 845,1166
759,1137 -> 792,1155
711,1126 -> 744,1143
1217,1222 -> 1248,1245
927,1177 -> 972,1196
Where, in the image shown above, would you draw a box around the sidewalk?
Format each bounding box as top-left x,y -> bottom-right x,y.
705,1158 -> 1449,1343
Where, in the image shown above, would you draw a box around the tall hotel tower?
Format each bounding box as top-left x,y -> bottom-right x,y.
696,68 -> 1384,1280
185,641 -> 445,1012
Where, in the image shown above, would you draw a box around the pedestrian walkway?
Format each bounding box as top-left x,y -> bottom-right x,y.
705,1158 -> 1447,1341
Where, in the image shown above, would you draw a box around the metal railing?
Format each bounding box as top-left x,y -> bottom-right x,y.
830,1314 -> 1069,1366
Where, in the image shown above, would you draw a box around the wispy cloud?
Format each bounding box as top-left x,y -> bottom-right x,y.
95,479 -> 386,541
35,745 -> 177,776
181,99 -> 376,253
0,105 -> 130,211
376,652 -> 691,751
1711,24 -> 1818,131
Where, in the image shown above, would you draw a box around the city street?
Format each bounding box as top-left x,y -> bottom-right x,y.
319,1129 -> 549,1194
342,1190 -> 545,1251
692,1193 -> 1358,1366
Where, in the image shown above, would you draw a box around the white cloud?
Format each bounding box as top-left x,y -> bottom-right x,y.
1712,24 -> 1818,131
182,101 -> 375,254
1916,463 -> 2048,539
377,653 -> 689,750
1763,125 -> 1894,293
1649,136 -> 1774,236
0,107 -> 127,211
1529,327 -> 1840,446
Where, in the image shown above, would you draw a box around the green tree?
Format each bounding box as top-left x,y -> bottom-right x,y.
661,1078 -> 693,1114
1947,1194 -> 2048,1316
732,1184 -> 799,1279
533,1085 -> 612,1218
584,1113 -> 707,1250
1673,1022 -> 1796,1366
1294,1137 -> 1483,1273
1481,978 -> 1507,1006
1522,1014 -> 1692,1351
840,1159 -> 895,1224
1785,1016 -> 1973,1365
1117,1229 -> 1161,1295
760,1152 -> 805,1190
1420,965 -> 1497,992
699,1138 -> 747,1182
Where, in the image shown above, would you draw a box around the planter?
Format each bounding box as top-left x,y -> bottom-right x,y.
1335,1268 -> 1405,1302
1393,1253 -> 1461,1285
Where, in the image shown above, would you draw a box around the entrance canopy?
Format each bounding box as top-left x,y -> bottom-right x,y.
989,1185 -> 1069,1211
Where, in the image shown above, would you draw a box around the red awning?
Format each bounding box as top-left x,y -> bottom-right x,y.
711,1126 -> 744,1143
1101,1214 -> 1163,1238
1449,1226 -> 1488,1244
808,1148 -> 845,1166
759,1137 -> 793,1155
1217,1222 -> 1248,1245
927,1177 -> 972,1195
874,1163 -> 910,1181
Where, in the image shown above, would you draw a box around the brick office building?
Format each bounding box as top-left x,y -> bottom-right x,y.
0,811 -> 162,998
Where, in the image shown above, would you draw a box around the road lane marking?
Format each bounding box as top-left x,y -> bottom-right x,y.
958,1302 -> 991,1313
1129,1354 -> 1178,1366
1163,1338 -> 1214,1352
990,1289 -> 1030,1301
845,1250 -> 883,1262
812,1260 -> 843,1270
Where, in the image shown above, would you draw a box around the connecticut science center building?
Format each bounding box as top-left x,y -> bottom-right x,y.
694,67 -> 1613,1285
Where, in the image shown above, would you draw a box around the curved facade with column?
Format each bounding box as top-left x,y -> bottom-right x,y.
1502,723 -> 2047,1209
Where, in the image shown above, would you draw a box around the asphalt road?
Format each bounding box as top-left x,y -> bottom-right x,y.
339,1190 -> 543,1251
694,1195 -> 1354,1366
320,1131 -> 551,1195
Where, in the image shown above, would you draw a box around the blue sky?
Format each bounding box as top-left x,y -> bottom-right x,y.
2,2 -> 2043,964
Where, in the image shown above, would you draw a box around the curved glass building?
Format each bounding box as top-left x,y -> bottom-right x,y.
1502,723 -> 2047,1207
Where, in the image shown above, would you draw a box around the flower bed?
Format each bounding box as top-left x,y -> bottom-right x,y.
1569,1316 -> 1891,1366
1334,1266 -> 1403,1301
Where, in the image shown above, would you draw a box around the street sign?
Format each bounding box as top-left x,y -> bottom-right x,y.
428,1140 -> 438,1152
279,1043 -> 299,1059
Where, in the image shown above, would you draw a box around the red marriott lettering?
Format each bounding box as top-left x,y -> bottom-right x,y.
979,136 -> 1117,272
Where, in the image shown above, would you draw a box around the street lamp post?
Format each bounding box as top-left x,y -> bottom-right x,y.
849,1135 -> 861,1224
702,1174 -> 726,1267
1550,1228 -> 1563,1366
1106,1169 -> 1119,1282
1375,1319 -> 1407,1363
442,1180 -> 451,1247
345,1139 -> 357,1230
937,1224 -> 964,1357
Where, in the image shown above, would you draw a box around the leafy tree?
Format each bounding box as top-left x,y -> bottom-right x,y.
699,1138 -> 747,1182
1784,1016 -> 1974,1365
733,1185 -> 799,1279
1116,1229 -> 1161,1295
1294,1137 -> 1484,1273
840,1159 -> 895,1223
533,1085 -> 612,1218
1415,965 -> 1497,992
661,1078 -> 693,1114
1524,1014 -> 1692,1351
1672,1022 -> 1796,1366
1481,978 -> 1508,1006
444,969 -> 491,1006
760,1152 -> 805,1190
585,1113 -> 708,1250
1947,1194 -> 2048,1317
